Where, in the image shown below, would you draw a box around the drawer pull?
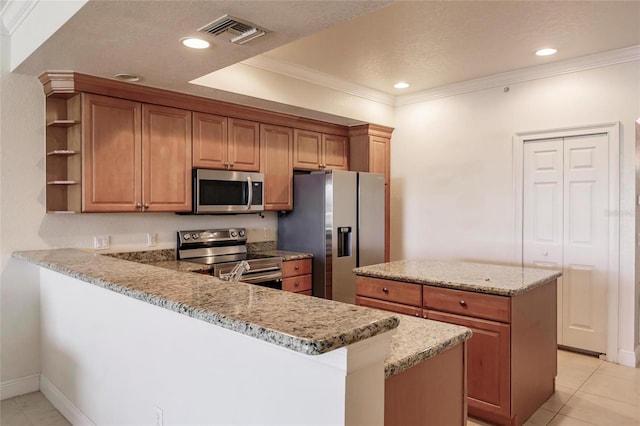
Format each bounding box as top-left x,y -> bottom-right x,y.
294,281 -> 299,287
414,312 -> 420,317
459,300 -> 467,307
294,265 -> 300,270
382,287 -> 389,293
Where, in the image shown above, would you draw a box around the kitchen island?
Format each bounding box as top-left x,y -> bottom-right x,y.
15,249 -> 471,426
355,259 -> 561,426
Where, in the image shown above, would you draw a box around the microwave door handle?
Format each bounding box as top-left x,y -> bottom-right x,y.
246,176 -> 253,210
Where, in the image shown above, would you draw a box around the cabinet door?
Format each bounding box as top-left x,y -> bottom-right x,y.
356,296 -> 422,317
261,124 -> 293,210
192,112 -> 227,169
323,134 -> 349,170
426,310 -> 511,420
293,129 -> 322,170
83,94 -> 142,212
369,136 -> 388,181
228,118 -> 260,171
142,104 -> 192,212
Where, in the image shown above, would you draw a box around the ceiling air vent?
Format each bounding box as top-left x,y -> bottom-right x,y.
198,15 -> 269,45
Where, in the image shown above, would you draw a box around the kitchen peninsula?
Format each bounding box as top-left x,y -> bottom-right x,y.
15,249 -> 471,426
355,259 -> 561,426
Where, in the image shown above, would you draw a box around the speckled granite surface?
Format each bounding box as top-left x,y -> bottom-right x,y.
354,259 -> 561,296
385,315 -> 471,377
256,250 -> 313,261
14,249 -> 399,356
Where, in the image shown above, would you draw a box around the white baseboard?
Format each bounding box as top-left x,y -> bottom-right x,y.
617,347 -> 639,368
40,375 -> 95,426
0,374 -> 40,400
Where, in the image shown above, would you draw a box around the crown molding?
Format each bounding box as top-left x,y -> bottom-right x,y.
0,0 -> 38,36
243,45 -> 640,108
396,45 -> 640,106
242,55 -> 396,106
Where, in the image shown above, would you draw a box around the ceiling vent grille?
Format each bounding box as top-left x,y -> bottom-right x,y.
198,15 -> 269,45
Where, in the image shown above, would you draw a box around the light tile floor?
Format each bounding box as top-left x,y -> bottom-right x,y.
0,350 -> 637,425
469,349 -> 640,426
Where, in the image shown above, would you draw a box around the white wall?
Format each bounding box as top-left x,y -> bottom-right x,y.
0,69 -> 278,386
39,267 -> 390,425
391,61 -> 640,364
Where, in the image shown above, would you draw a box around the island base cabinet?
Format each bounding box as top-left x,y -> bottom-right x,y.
426,310 -> 511,424
385,342 -> 467,426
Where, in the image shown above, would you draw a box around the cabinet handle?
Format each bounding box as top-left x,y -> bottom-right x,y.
144,203 -> 149,209
135,203 -> 142,210
382,287 -> 389,293
414,312 -> 420,317
294,281 -> 299,287
294,265 -> 300,270
459,300 -> 466,307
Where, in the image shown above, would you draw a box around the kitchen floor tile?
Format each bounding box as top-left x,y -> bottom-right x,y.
559,390 -> 640,425
467,417 -> 494,426
548,414 -> 598,425
596,360 -> 640,382
542,384 -> 578,413
580,372 -> 640,406
556,363 -> 598,390
558,350 -> 604,370
523,407 -> 556,425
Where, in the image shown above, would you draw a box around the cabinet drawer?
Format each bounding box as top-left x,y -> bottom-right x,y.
281,259 -> 312,277
282,274 -> 312,293
423,286 -> 510,323
356,296 -> 422,317
355,276 -> 422,307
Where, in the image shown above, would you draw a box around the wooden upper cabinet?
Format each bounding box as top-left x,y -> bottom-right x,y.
192,112 -> 227,169
261,124 -> 293,211
323,134 -> 349,170
192,112 -> 259,171
228,118 -> 260,172
369,136 -> 389,182
142,104 -> 192,212
83,94 -> 142,212
82,93 -> 191,213
293,129 -> 348,171
293,129 -> 322,170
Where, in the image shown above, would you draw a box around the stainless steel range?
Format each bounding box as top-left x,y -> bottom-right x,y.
177,228 -> 282,288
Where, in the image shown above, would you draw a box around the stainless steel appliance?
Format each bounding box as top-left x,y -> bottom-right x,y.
277,170 -> 385,303
177,227 -> 282,288
192,169 -> 264,214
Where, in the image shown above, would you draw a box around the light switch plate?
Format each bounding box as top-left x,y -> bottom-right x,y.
94,235 -> 110,250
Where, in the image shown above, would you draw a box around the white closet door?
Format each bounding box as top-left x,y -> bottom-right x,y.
523,139 -> 564,342
562,134 -> 609,353
523,133 -> 609,353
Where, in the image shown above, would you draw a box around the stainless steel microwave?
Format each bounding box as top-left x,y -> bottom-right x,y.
192,169 -> 264,214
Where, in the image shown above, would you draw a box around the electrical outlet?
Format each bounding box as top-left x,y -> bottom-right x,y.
147,233 -> 158,247
154,406 -> 163,426
263,227 -> 269,238
93,235 -> 110,250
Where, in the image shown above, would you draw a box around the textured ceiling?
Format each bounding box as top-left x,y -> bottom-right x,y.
262,0 -> 640,95
13,0 -> 640,101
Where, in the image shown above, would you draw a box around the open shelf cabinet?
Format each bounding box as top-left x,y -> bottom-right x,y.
45,93 -> 82,213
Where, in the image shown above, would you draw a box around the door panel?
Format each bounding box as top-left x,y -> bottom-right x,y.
523,133 -> 608,353
562,134 -> 608,353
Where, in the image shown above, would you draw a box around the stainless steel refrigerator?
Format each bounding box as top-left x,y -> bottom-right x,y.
277,170 -> 385,303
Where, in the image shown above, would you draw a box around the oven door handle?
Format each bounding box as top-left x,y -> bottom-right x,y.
246,176 -> 253,210
238,271 -> 282,285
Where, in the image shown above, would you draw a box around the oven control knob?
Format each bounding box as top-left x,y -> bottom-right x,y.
239,230 -> 245,237
183,234 -> 190,240
191,233 -> 199,240
231,231 -> 238,237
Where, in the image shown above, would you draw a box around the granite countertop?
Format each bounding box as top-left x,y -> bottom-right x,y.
354,259 -> 561,296
256,250 -> 313,261
14,249 -> 397,356
14,248 -> 473,377
385,315 -> 471,377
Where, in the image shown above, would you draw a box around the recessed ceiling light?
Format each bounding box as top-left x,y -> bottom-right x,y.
394,82 -> 410,89
181,37 -> 210,49
113,73 -> 140,82
536,48 -> 557,56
